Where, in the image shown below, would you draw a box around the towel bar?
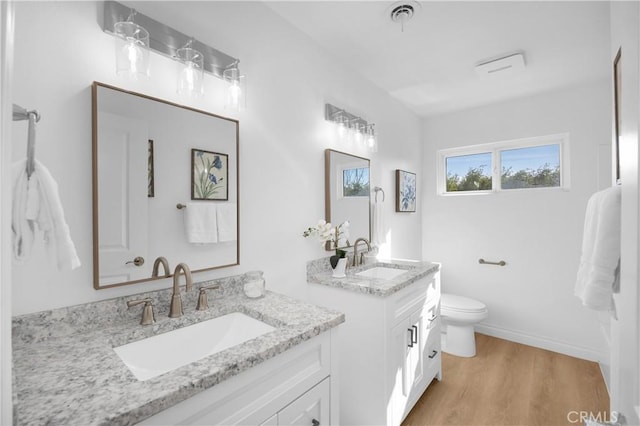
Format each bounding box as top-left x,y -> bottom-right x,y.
478,258 -> 506,266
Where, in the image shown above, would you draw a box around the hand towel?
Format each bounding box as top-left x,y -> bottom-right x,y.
184,202 -> 218,243
575,186 -> 621,310
216,203 -> 237,242
12,159 -> 81,270
372,196 -> 386,247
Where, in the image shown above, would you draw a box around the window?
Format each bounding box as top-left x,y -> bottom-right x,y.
446,152 -> 492,192
342,167 -> 370,197
500,145 -> 560,189
439,133 -> 569,195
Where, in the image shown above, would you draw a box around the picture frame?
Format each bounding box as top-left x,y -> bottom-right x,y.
613,47 -> 622,184
191,148 -> 229,201
396,169 -> 416,213
148,139 -> 154,198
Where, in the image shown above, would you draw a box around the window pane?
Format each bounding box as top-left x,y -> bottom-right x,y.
445,153 -> 492,192
343,167 -> 370,196
501,144 -> 560,189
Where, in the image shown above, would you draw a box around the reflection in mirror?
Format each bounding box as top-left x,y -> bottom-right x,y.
92,82 -> 239,289
325,149 -> 370,250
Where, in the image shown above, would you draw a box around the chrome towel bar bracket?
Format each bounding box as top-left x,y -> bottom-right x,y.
479,258 -> 506,266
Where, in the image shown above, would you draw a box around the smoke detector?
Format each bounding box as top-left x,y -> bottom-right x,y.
389,1 -> 421,31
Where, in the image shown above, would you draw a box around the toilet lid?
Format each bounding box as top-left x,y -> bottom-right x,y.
441,293 -> 487,313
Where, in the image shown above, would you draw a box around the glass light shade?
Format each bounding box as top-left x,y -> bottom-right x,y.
335,114 -> 349,138
223,65 -> 246,110
176,47 -> 204,98
352,121 -> 365,144
366,126 -> 378,152
114,21 -> 150,79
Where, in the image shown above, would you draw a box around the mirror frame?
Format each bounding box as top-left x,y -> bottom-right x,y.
324,149 -> 371,250
91,82 -> 240,289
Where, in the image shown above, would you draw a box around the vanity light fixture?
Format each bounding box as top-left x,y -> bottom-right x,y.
113,9 -> 150,79
176,40 -> 204,98
103,1 -> 246,107
325,103 -> 377,152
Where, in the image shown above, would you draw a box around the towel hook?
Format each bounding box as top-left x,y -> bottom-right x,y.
374,186 -> 385,202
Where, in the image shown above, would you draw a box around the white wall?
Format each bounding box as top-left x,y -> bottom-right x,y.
9,1 -> 422,315
422,82 -> 611,361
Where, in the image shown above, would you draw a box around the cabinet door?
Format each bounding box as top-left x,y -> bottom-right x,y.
388,319 -> 412,426
278,377 -> 329,426
407,311 -> 424,391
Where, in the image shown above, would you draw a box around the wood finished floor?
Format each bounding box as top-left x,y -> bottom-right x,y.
402,333 -> 609,426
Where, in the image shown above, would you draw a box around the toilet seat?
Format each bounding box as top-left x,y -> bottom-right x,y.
441,294 -> 487,314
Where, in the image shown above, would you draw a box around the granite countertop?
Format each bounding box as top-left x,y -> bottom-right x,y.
12,280 -> 344,426
307,259 -> 440,297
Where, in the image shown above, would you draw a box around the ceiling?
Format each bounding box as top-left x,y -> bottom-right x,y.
265,1 -> 611,117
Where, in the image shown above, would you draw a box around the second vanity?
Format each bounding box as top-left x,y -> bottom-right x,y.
308,259 -> 442,426
12,273 -> 344,425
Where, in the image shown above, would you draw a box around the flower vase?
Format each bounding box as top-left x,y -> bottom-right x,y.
332,257 -> 348,278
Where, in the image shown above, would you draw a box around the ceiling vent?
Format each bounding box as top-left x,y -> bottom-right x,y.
389,1 -> 421,31
475,53 -> 526,77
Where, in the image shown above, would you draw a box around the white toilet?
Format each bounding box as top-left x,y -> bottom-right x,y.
440,293 -> 489,357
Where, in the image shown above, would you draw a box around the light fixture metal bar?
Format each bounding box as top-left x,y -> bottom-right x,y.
325,103 -> 369,128
103,0 -> 238,79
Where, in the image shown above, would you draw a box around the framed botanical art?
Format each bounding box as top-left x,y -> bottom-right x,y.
396,169 -> 416,213
191,148 -> 229,201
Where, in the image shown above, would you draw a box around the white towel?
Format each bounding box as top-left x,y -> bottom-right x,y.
12,159 -> 81,270
372,196 -> 386,247
575,186 -> 621,310
216,203 -> 237,242
184,202 -> 218,243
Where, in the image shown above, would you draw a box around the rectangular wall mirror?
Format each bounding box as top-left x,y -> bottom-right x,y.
92,82 -> 239,289
325,149 -> 370,249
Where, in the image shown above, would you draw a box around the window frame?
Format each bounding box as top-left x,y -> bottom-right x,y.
437,133 -> 570,196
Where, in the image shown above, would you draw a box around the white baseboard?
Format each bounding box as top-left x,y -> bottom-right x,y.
475,323 -> 605,362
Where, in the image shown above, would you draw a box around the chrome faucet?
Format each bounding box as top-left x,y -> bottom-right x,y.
169,263 -> 192,318
151,256 -> 170,278
352,237 -> 371,267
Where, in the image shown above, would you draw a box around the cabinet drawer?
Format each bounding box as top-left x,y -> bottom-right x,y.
278,377 -> 330,425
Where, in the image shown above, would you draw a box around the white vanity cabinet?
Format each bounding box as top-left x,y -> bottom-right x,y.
139,330 -> 337,426
308,268 -> 441,426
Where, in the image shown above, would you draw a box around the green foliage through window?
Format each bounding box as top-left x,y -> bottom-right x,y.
343,167 -> 370,196
447,166 -> 492,192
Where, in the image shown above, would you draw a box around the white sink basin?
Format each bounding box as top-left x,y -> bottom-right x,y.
356,266 -> 408,280
114,312 -> 275,381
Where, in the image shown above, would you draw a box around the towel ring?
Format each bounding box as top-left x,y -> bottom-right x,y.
374,187 -> 385,202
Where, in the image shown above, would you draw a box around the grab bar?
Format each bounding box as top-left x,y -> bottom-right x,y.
479,258 -> 506,266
